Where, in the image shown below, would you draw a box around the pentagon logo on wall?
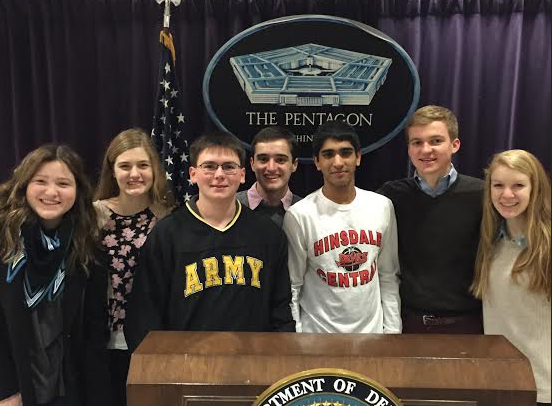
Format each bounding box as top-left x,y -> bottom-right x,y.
230,44 -> 392,107
203,15 -> 419,162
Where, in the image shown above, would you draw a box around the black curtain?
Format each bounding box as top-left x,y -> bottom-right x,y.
0,0 -> 550,196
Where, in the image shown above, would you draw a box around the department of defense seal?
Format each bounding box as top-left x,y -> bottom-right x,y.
252,368 -> 403,406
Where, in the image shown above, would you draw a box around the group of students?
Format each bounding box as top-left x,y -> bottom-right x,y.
0,105 -> 550,406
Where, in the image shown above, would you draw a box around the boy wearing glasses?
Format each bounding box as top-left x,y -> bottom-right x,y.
282,121 -> 401,333
126,132 -> 294,350
237,126 -> 301,227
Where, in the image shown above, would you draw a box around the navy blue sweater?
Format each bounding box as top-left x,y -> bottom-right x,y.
378,174 -> 483,313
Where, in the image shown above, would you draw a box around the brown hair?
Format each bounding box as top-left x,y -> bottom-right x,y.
0,145 -> 98,274
95,128 -> 171,205
472,150 -> 551,301
190,131 -> 246,166
406,105 -> 459,141
251,126 -> 299,162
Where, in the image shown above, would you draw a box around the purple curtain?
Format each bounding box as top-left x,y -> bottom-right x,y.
0,0 -> 550,195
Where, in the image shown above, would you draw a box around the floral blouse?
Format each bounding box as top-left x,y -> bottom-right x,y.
100,207 -> 157,333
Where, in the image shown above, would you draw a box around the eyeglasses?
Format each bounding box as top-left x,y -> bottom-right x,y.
197,162 -> 242,175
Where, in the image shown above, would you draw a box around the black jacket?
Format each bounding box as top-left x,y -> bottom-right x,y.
125,202 -> 295,352
0,257 -> 109,406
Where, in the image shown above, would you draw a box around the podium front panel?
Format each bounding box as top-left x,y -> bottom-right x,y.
127,331 -> 536,406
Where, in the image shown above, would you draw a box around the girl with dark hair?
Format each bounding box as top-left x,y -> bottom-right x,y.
0,145 -> 108,406
94,128 -> 172,406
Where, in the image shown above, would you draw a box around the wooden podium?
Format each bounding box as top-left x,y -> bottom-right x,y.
127,331 -> 536,406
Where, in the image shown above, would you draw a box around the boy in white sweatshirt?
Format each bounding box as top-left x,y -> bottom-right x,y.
283,120 -> 401,333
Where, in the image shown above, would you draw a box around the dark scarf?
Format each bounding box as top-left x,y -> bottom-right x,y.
6,217 -> 73,308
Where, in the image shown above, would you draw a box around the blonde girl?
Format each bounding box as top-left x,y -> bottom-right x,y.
472,149 -> 551,405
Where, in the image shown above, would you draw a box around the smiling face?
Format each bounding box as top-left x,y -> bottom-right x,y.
250,139 -> 298,197
490,164 -> 532,225
113,147 -> 154,198
189,147 -> 245,204
407,121 -> 460,186
314,138 -> 361,193
26,160 -> 77,229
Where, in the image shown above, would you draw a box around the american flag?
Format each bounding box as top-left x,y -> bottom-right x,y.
151,30 -> 196,204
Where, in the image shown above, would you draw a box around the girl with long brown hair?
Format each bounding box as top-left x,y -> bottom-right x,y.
94,128 -> 172,406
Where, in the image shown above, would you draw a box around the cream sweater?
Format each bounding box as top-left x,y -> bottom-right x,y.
483,238 -> 551,403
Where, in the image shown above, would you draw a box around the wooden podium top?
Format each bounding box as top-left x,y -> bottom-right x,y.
134,330 -> 522,358
128,331 -> 535,393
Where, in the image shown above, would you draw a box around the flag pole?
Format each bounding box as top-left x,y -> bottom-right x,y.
156,0 -> 181,31
163,0 -> 171,31
158,0 -> 176,64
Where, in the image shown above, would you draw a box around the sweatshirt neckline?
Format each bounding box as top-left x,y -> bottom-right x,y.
318,187 -> 360,211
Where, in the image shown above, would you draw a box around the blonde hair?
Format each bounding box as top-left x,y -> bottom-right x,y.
95,128 -> 172,205
406,105 -> 459,141
0,145 -> 99,274
472,150 -> 551,301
